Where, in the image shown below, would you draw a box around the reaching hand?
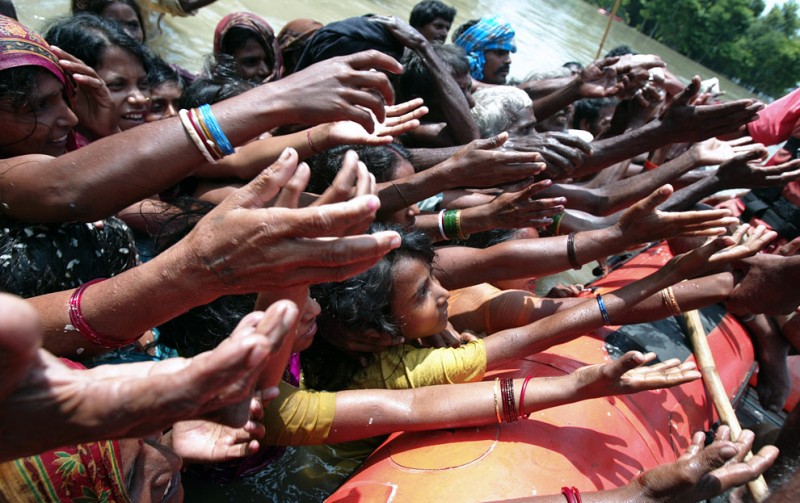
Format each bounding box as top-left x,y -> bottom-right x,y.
578,57 -> 624,98
504,131 -> 592,179
50,45 -> 119,138
439,133 -> 546,188
729,254 -> 800,315
631,427 -> 778,503
691,136 -> 766,167
716,152 -> 800,189
370,15 -> 427,51
479,179 -> 565,230
616,185 -> 739,246
657,76 -> 763,143
575,351 -> 701,399
326,98 -> 428,147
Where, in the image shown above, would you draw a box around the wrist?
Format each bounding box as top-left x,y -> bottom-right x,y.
460,206 -> 491,235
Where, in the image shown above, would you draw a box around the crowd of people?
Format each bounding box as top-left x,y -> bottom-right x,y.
1,0 -> 800,500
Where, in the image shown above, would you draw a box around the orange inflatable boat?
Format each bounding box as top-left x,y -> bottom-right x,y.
328,244 -> 793,502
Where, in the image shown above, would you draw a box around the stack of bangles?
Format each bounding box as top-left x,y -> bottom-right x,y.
492,376 -> 534,423
561,486 -> 583,503
179,103 -> 236,164
437,209 -> 469,240
68,278 -> 141,348
661,286 -> 682,316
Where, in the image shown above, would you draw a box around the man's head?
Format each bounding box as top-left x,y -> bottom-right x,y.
453,16 -> 516,85
397,44 -> 473,118
409,1 -> 456,43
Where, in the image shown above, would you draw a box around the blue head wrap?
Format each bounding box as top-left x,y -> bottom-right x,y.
454,15 -> 517,81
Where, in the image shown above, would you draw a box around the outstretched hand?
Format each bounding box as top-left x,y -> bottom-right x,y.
504,131 -> 592,179
440,133 -> 547,187
616,185 -> 739,246
631,427 -> 778,503
691,136 -> 766,167
370,15 -> 427,50
716,152 -> 800,189
479,178 -> 565,230
576,351 -> 701,399
50,45 -> 120,139
327,98 -> 428,147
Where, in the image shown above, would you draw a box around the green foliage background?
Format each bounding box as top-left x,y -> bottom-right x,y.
586,0 -> 800,98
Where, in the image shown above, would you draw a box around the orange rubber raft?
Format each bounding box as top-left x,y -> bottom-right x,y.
328,244 -> 782,502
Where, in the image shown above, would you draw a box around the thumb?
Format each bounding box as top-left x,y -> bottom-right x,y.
635,184 -> 674,214
615,351 -> 649,375
223,148 -> 300,209
476,131 -> 509,150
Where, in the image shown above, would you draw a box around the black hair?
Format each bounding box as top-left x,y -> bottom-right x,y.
306,143 -> 412,195
451,19 -> 478,42
148,55 -> 185,89
409,1 -> 456,29
45,13 -> 153,73
572,97 -> 617,130
218,26 -> 276,81
562,61 -> 583,72
397,43 -> 469,105
178,55 -> 256,108
303,223 -> 435,391
0,0 -> 17,19
0,65 -> 39,112
71,0 -> 146,42
0,217 -> 138,298
605,45 -> 637,58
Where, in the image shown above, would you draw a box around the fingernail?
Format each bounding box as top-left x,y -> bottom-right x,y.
280,148 -> 293,160
389,233 -> 401,248
366,195 -> 380,211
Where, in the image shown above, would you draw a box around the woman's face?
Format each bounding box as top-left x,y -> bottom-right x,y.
390,256 -> 450,339
96,46 -> 150,131
145,81 -> 182,122
232,37 -> 270,81
0,70 -> 78,157
122,437 -> 183,502
102,2 -> 144,43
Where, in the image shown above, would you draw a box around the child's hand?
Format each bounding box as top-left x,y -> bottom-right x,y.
575,350 -> 701,399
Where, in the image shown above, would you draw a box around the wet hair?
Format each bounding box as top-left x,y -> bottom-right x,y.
148,55 -> 185,89
397,44 -> 469,105
178,56 -> 256,108
0,66 -> 40,111
409,1 -> 456,29
605,45 -> 637,58
471,85 -> 532,138
0,217 -> 138,298
306,143 -> 412,194
71,0 -> 146,42
44,13 -> 153,73
0,0 -> 17,19
451,19 -> 478,42
572,97 -> 617,130
303,223 -> 435,391
151,197 -> 257,357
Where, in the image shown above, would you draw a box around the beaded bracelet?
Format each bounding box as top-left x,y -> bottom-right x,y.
518,376 -> 533,418
197,104 -> 235,155
68,278 -> 140,348
596,293 -> 611,326
567,232 -> 581,270
561,486 -> 583,503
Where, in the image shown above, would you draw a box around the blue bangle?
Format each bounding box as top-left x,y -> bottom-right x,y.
596,294 -> 611,326
198,104 -> 235,156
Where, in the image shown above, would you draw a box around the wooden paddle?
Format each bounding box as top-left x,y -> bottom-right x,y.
681,309 -> 770,502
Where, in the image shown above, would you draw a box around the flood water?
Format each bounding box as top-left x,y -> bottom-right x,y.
20,0 -> 757,100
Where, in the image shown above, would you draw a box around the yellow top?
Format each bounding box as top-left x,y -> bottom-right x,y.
264,381 -> 337,446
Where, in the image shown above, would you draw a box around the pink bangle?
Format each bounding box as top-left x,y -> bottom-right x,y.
68,278 -> 139,348
561,486 -> 582,503
518,375 -> 533,418
306,129 -> 321,154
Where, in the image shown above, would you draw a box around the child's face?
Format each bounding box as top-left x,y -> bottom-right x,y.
390,256 -> 451,339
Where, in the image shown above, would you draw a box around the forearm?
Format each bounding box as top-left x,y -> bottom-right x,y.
406,146 -> 461,171
658,174 -> 725,212
27,242 -> 218,358
577,120 -> 669,177
376,162 -> 461,217
415,43 -> 479,144
530,76 -> 581,121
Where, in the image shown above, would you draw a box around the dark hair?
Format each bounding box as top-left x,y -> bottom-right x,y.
562,61 -> 583,72
451,19 -> 478,42
306,143 -> 412,194
303,223 -> 435,391
572,97 -> 617,129
605,45 -> 637,58
178,56 -> 256,108
397,43 -> 468,105
0,217 -> 138,298
0,65 -> 39,112
148,55 -> 185,89
0,0 -> 17,19
72,0 -> 146,42
45,13 -> 152,73
409,1 -> 456,29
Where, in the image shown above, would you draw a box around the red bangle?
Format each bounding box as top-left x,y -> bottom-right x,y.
518,375 -> 533,418
644,160 -> 659,171
68,278 -> 139,348
306,129 -> 322,154
561,486 -> 582,503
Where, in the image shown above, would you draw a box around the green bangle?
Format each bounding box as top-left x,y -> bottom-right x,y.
443,209 -> 458,239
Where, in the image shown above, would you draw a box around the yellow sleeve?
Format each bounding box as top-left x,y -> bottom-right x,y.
349,339 -> 487,390
263,381 -> 337,446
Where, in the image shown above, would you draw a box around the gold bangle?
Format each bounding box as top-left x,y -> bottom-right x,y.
661,286 -> 681,316
492,377 -> 502,424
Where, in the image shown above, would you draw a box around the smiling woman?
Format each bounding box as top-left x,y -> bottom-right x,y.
44,13 -> 153,133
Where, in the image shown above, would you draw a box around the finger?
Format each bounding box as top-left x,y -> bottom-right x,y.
385,97 -> 425,118
477,132 -> 510,150
271,194 -> 381,238
377,118 -> 421,138
636,185 -> 675,213
313,151 -> 360,205
544,132 -> 593,154
671,76 -> 702,108
779,237 -> 800,256
223,148 -> 300,209
273,162 -> 310,208
728,136 -> 755,147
